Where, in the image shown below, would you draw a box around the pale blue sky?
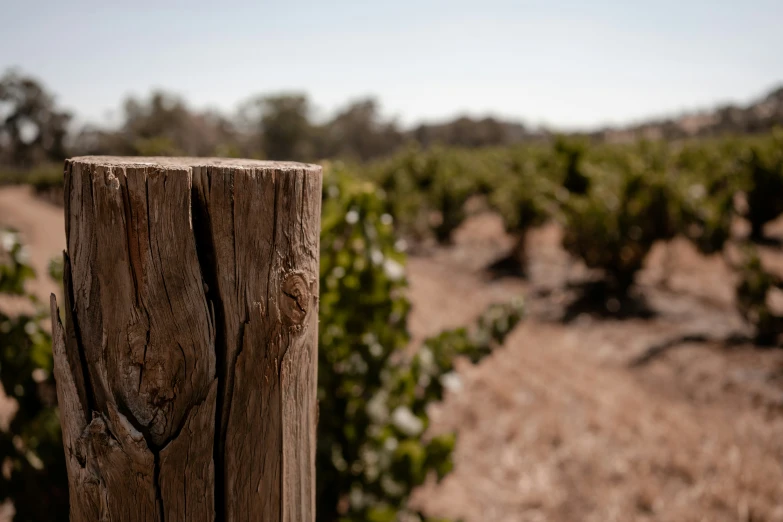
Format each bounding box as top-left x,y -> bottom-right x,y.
1,0 -> 781,130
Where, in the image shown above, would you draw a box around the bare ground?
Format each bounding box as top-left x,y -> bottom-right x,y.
409,215 -> 783,522
2,188 -> 783,521
0,185 -> 64,316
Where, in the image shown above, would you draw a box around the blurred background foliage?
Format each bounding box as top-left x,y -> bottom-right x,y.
0,231 -> 67,521
2,68 -> 783,520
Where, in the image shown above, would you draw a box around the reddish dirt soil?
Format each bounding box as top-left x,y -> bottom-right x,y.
0,185 -> 65,315
408,216 -> 783,522
2,188 -> 783,521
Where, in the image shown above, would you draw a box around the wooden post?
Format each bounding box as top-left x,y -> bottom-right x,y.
49,157 -> 322,521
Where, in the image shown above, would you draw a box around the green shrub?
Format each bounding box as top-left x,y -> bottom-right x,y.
317,164 -> 413,519
560,145 -> 680,296
673,139 -> 745,255
353,298 -> 523,522
426,150 -> 496,243
743,131 -> 783,240
318,163 -> 524,521
0,230 -> 68,521
483,147 -> 552,273
735,244 -> 783,346
370,146 -> 501,244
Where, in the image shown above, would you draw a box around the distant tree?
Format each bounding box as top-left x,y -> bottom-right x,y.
319,98 -> 403,161
123,91 -> 239,156
240,94 -> 313,161
412,116 -> 526,148
0,69 -> 71,167
73,90 -> 241,158
70,124 -> 126,157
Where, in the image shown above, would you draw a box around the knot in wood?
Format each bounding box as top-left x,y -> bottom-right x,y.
280,271 -> 310,328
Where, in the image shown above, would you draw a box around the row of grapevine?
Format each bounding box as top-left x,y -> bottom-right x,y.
359,130 -> 783,340
368,132 -> 778,277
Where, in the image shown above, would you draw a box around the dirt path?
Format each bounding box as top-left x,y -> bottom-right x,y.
2,187 -> 783,521
414,310 -> 783,521
0,185 -> 65,306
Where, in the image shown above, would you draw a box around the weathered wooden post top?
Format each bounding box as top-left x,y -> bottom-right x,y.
50,157 -> 322,521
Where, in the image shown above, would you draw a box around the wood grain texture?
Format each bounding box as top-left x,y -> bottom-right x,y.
52,156 -> 321,521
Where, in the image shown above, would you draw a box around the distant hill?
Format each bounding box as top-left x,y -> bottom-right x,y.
590,85 -> 783,143
409,116 -> 536,148
404,85 -> 783,149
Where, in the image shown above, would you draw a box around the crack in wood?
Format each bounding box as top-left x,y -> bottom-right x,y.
56,157 -> 321,522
